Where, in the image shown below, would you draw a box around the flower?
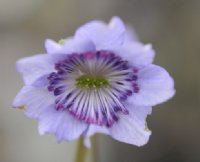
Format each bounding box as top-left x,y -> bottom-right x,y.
13,17 -> 175,147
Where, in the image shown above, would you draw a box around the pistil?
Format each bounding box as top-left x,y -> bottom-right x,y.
76,75 -> 109,89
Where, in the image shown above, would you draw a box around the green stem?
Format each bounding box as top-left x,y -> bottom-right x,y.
74,137 -> 87,162
92,135 -> 98,162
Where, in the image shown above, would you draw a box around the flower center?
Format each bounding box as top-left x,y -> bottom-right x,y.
47,50 -> 140,127
76,75 -> 109,89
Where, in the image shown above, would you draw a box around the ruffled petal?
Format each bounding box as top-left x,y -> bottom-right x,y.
107,16 -> 126,44
124,25 -> 139,42
128,64 -> 175,106
16,54 -> 66,85
110,42 -> 155,66
13,86 -> 54,119
109,104 -> 152,146
45,39 -> 62,54
83,125 -> 109,148
59,37 -> 95,54
126,104 -> 152,128
38,107 -> 88,142
75,16 -> 126,50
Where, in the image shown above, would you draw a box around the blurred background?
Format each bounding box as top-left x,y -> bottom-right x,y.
0,0 -> 199,161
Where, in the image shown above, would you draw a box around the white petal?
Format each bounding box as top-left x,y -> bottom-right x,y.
109,105 -> 152,146
38,107 -> 87,142
75,17 -> 126,50
110,42 -> 155,66
83,125 -> 109,148
13,86 -> 54,119
128,64 -> 175,106
16,54 -> 66,85
45,39 -> 62,54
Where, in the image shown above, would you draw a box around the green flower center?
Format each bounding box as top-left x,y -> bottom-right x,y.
76,75 -> 109,89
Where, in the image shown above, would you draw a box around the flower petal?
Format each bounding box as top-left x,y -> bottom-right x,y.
13,86 -> 54,119
31,74 -> 49,87
110,42 -> 155,66
59,37 -> 95,54
128,64 -> 175,106
109,105 -> 152,146
38,107 -> 87,142
126,104 -> 152,128
124,25 -> 139,42
83,125 -> 109,148
16,54 -> 66,85
107,16 -> 126,44
45,39 -> 62,54
75,17 -> 126,49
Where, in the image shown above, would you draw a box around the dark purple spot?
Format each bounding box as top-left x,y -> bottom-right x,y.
66,102 -> 73,109
133,68 -> 139,73
50,79 -> 60,85
55,63 -> 61,70
86,117 -> 95,124
65,92 -> 72,100
84,52 -> 95,59
113,106 -> 122,112
132,75 -> 138,81
119,64 -> 129,70
48,72 -> 57,80
110,112 -> 118,121
106,120 -> 114,127
99,51 -> 109,58
120,94 -> 128,100
69,109 -> 76,116
132,83 -> 138,87
126,90 -> 133,96
56,104 -> 64,110
47,85 -> 54,92
95,111 -> 99,120
54,86 -> 65,96
58,70 -> 67,75
134,86 -> 140,93
113,60 -> 122,67
125,78 -> 132,82
116,82 -> 124,85
80,114 -> 86,121
98,120 -> 103,126
122,109 -> 129,115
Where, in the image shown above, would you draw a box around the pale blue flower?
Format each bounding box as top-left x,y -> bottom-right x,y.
13,17 -> 175,147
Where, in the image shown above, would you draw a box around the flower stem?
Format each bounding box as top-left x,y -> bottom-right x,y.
74,137 -> 87,162
92,135 -> 98,162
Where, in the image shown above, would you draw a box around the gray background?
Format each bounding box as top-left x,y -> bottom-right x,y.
0,0 -> 199,162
